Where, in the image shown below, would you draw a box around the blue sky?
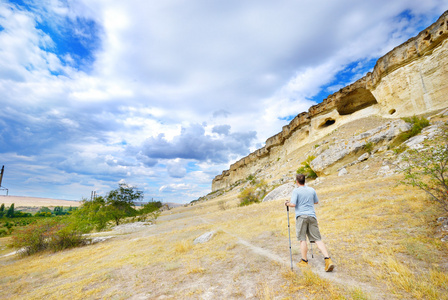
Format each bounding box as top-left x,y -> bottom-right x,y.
0,0 -> 447,203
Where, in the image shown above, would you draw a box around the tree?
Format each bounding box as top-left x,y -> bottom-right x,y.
0,203 -> 4,218
53,206 -> 66,216
6,203 -> 14,218
400,125 -> 448,212
69,183 -> 144,232
105,183 -> 142,225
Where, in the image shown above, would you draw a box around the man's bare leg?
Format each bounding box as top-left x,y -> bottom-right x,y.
300,240 -> 308,260
315,240 -> 330,257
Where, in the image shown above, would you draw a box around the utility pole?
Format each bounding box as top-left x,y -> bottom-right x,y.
0,165 -> 9,196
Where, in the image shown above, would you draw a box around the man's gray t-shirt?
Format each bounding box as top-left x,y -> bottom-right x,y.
290,185 -> 319,219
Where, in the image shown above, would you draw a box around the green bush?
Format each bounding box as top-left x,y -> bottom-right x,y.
139,201 -> 162,214
35,212 -> 52,217
13,211 -> 32,218
402,116 -> 430,137
238,180 -> 268,207
297,155 -> 317,179
238,187 -> 260,206
363,141 -> 374,153
11,219 -> 88,256
70,197 -> 110,232
393,116 -> 430,147
0,227 -> 9,237
48,226 -> 88,252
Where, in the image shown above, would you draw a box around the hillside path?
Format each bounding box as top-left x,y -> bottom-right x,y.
199,216 -> 388,300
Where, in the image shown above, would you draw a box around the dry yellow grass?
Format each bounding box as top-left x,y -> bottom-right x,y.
1,169 -> 447,299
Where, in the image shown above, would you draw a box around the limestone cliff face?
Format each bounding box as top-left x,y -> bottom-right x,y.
212,11 -> 448,191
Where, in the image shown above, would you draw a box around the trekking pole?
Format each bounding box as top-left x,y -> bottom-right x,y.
286,205 -> 293,270
310,241 -> 314,258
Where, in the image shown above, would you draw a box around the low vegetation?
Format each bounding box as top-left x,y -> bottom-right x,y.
297,155 -> 318,179
1,117 -> 447,299
363,141 -> 374,153
238,178 -> 268,206
392,115 -> 430,147
2,183 -> 163,256
399,125 -> 448,212
1,169 -> 448,299
11,218 -> 88,256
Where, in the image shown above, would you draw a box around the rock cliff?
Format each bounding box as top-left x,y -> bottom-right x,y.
212,11 -> 448,191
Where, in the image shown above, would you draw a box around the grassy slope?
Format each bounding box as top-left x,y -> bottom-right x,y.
1,115 -> 448,299
1,174 -> 447,299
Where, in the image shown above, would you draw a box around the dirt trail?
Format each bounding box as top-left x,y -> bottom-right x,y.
199,216 -> 388,300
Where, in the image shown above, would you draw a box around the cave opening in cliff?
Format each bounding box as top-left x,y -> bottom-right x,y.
336,88 -> 378,115
319,118 -> 336,128
389,109 -> 396,115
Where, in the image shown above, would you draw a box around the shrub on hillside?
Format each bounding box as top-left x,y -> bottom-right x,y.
70,196 -> 110,232
0,227 -> 9,237
399,124 -> 448,213
403,116 -> 430,137
363,141 -> 374,153
11,219 -> 88,256
238,187 -> 260,206
139,201 -> 162,214
393,116 -> 430,147
136,201 -> 162,223
238,180 -> 268,206
297,156 -> 317,179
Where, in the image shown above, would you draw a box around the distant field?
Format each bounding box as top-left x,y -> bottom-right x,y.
0,195 -> 81,208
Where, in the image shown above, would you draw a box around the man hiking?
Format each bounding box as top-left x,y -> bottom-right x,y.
285,173 -> 335,272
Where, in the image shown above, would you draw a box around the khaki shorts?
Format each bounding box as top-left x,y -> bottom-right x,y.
296,215 -> 322,242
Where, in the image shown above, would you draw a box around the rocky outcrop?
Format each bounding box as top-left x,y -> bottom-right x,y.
262,182 -> 295,202
213,11 -> 448,191
310,120 -> 411,175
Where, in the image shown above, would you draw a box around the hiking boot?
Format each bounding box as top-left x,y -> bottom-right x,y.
325,257 -> 335,272
297,259 -> 309,267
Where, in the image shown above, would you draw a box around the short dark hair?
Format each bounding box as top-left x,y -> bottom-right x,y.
296,174 -> 305,185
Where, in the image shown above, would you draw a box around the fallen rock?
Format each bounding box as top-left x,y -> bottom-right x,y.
377,165 -> 394,177
88,236 -> 114,244
421,125 -> 442,139
308,177 -> 324,186
377,146 -> 389,153
338,168 -> 348,176
405,135 -> 427,149
194,231 -> 216,244
437,217 -> 448,223
263,182 -> 295,202
358,153 -> 370,162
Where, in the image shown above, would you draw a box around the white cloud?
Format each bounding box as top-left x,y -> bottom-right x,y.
159,183 -> 192,193
1,0 -> 448,202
